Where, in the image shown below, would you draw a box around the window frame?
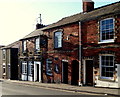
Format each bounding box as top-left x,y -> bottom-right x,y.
99,54 -> 115,80
28,61 -> 33,76
99,18 -> 115,43
46,59 -> 53,76
22,61 -> 27,74
35,37 -> 40,51
54,31 -> 63,48
22,40 -> 27,52
2,49 -> 6,60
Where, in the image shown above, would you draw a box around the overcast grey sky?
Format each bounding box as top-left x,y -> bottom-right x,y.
0,0 -> 119,45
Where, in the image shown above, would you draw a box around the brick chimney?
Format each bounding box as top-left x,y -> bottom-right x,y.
83,0 -> 94,12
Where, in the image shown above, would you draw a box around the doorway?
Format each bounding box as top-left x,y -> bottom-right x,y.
85,60 -> 93,86
34,61 -> 41,82
71,60 -> 79,85
62,62 -> 68,84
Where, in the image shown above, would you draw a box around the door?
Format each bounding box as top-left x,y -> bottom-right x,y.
62,62 -> 68,84
34,61 -> 41,82
86,60 -> 93,86
71,60 -> 79,85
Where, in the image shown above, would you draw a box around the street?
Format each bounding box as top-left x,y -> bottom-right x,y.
0,81 -> 114,97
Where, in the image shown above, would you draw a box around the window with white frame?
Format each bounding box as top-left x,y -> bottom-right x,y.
23,40 -> 26,52
28,61 -> 33,75
22,61 -> 27,74
54,32 -> 62,48
100,55 -> 114,79
35,37 -> 40,51
100,18 -> 114,42
46,59 -> 53,76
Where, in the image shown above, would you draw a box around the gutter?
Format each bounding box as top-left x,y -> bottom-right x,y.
78,21 -> 82,86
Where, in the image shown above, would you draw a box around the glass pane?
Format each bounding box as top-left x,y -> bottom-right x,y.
102,20 -> 106,25
109,19 -> 113,23
106,72 -> 110,77
110,72 -> 113,77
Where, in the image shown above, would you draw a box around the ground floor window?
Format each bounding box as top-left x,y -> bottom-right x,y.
22,61 -> 27,74
46,59 -> 53,76
100,55 -> 114,79
28,61 -> 33,76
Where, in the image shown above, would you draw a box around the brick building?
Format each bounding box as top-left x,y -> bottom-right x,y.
41,0 -> 120,88
18,0 -> 120,88
1,41 -> 19,80
19,27 -> 48,82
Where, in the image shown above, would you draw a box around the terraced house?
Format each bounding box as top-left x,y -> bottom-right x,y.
41,0 -> 120,88
1,41 -> 19,80
18,0 -> 120,88
19,24 -> 47,82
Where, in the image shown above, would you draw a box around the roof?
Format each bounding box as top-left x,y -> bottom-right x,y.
21,28 -> 44,40
20,1 -> 120,40
2,41 -> 20,49
42,1 -> 120,30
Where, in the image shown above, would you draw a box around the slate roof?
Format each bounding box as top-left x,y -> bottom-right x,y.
21,1 -> 120,40
21,28 -> 44,40
2,41 -> 20,49
42,1 -> 120,30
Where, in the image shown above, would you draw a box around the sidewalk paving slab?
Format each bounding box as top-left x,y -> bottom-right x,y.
0,79 -> 119,96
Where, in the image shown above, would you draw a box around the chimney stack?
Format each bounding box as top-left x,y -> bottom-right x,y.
83,0 -> 94,13
36,14 -> 45,29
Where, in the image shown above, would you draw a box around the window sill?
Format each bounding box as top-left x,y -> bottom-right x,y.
98,39 -> 114,44
99,77 -> 115,82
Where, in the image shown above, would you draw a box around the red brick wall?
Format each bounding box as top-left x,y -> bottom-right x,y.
43,23 -> 79,83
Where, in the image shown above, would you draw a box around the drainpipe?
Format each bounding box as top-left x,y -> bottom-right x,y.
78,21 -> 82,86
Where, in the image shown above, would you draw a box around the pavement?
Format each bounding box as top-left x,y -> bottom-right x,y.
0,79 -> 120,96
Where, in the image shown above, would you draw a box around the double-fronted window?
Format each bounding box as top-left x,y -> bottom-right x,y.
100,18 -> 114,42
54,32 -> 62,48
100,55 -> 114,79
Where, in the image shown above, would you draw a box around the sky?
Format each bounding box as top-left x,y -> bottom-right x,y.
0,0 -> 120,45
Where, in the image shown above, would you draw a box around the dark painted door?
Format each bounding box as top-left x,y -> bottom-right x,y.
71,60 -> 79,85
62,62 -> 68,84
37,64 -> 39,81
86,60 -> 93,86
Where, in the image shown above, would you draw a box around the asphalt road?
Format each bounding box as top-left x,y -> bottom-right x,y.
0,81 -> 114,97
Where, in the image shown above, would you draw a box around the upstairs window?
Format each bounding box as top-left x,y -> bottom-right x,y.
54,32 -> 62,48
100,55 -> 114,80
35,37 -> 40,51
100,18 -> 114,43
22,40 -> 26,52
2,49 -> 6,59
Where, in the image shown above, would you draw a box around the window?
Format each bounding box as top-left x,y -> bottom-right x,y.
100,18 -> 114,42
100,55 -> 114,79
46,59 -> 53,76
54,32 -> 62,48
2,49 -> 6,59
22,61 -> 27,74
28,61 -> 33,75
35,37 -> 40,51
22,40 -> 26,52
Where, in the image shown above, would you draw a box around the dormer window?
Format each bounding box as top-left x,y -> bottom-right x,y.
35,37 -> 40,51
99,18 -> 114,43
54,32 -> 62,48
